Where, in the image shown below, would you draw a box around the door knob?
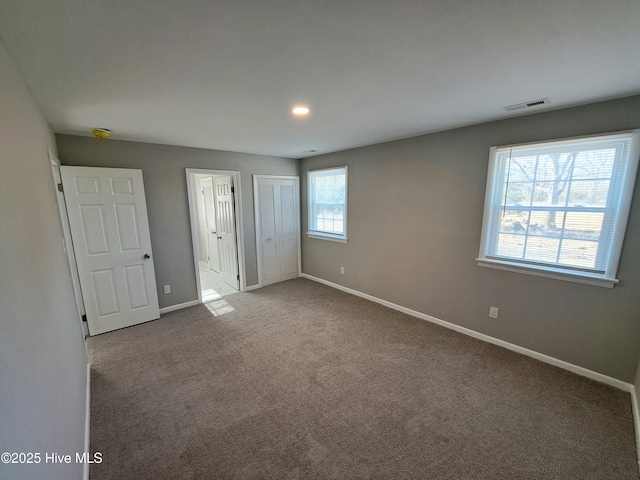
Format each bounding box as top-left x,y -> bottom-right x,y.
143,254 -> 150,259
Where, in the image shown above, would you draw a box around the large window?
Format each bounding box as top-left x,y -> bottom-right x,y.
308,166 -> 348,242
477,131 -> 639,287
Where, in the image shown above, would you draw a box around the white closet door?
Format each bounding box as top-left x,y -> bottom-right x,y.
254,176 -> 300,286
257,180 -> 280,285
61,166 -> 159,335
278,180 -> 299,281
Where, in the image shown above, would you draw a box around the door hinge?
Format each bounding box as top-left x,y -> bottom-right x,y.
202,189 -> 204,195
231,186 -> 234,193
237,274 -> 240,280
57,183 -> 63,192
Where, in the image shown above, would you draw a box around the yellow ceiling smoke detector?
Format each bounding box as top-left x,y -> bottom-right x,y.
92,128 -> 111,139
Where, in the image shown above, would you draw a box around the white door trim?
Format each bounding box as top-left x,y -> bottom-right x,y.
253,175 -> 301,288
49,151 -> 89,340
186,168 -> 246,302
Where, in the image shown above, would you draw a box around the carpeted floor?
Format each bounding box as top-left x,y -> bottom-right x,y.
87,278 -> 639,479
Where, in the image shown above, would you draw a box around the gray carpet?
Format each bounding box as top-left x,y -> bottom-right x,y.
88,278 -> 639,479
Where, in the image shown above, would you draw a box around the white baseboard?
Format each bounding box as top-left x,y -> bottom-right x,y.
300,273 -> 633,392
631,388 -> 640,473
83,363 -> 90,480
159,287 -> 261,313
159,300 -> 199,314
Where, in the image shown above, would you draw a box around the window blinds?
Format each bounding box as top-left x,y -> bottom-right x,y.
480,132 -> 637,282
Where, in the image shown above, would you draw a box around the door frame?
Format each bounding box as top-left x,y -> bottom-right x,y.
253,175 -> 302,288
186,168 -> 246,302
49,151 -> 89,340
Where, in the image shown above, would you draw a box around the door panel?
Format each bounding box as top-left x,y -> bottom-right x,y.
259,184 -> 277,236
76,176 -> 100,194
111,177 -> 134,194
278,181 -> 299,281
201,177 -> 220,272
92,269 -> 119,317
262,240 -> 280,283
123,265 -> 149,309
80,205 -> 110,254
280,184 -> 295,235
61,166 -> 159,335
281,238 -> 298,277
114,204 -> 141,251
213,176 -> 239,290
257,180 -> 279,285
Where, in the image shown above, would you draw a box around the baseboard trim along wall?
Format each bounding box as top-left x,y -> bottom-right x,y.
631,389 -> 640,472
160,285 -> 262,314
84,363 -> 90,480
300,273 -> 633,392
131,275 -> 640,471
159,300 -> 199,314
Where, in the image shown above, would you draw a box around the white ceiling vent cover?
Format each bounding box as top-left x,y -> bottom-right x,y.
504,98 -> 550,112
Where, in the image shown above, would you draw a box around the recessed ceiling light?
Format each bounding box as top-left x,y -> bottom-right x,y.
292,106 -> 310,115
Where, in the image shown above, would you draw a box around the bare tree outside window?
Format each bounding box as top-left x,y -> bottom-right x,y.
478,132 -> 638,287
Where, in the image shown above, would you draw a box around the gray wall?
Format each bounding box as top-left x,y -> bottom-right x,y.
0,43 -> 88,479
301,95 -> 640,383
56,135 -> 298,308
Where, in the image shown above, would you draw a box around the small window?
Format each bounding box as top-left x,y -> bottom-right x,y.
308,166 -> 348,242
477,131 -> 639,287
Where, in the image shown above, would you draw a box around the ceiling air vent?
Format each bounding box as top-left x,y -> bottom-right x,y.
504,98 -> 549,112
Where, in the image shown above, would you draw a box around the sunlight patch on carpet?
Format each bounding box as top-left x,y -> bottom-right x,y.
204,297 -> 235,316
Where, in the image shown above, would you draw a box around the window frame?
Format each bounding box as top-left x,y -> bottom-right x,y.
477,130 -> 640,288
307,166 -> 348,243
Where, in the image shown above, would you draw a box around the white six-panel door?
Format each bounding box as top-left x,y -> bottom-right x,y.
254,176 -> 300,286
201,177 -> 221,272
61,166 -> 159,335
213,176 -> 240,290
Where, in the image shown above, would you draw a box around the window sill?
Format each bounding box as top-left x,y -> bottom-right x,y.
476,258 -> 618,288
307,232 -> 347,243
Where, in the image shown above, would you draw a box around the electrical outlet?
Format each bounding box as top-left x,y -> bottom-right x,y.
340,266 -> 345,275
489,306 -> 499,319
164,285 -> 171,294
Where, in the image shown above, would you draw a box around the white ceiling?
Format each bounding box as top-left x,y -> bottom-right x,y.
1,0 -> 640,159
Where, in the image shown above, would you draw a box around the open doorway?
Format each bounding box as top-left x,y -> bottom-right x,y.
186,169 -> 245,304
